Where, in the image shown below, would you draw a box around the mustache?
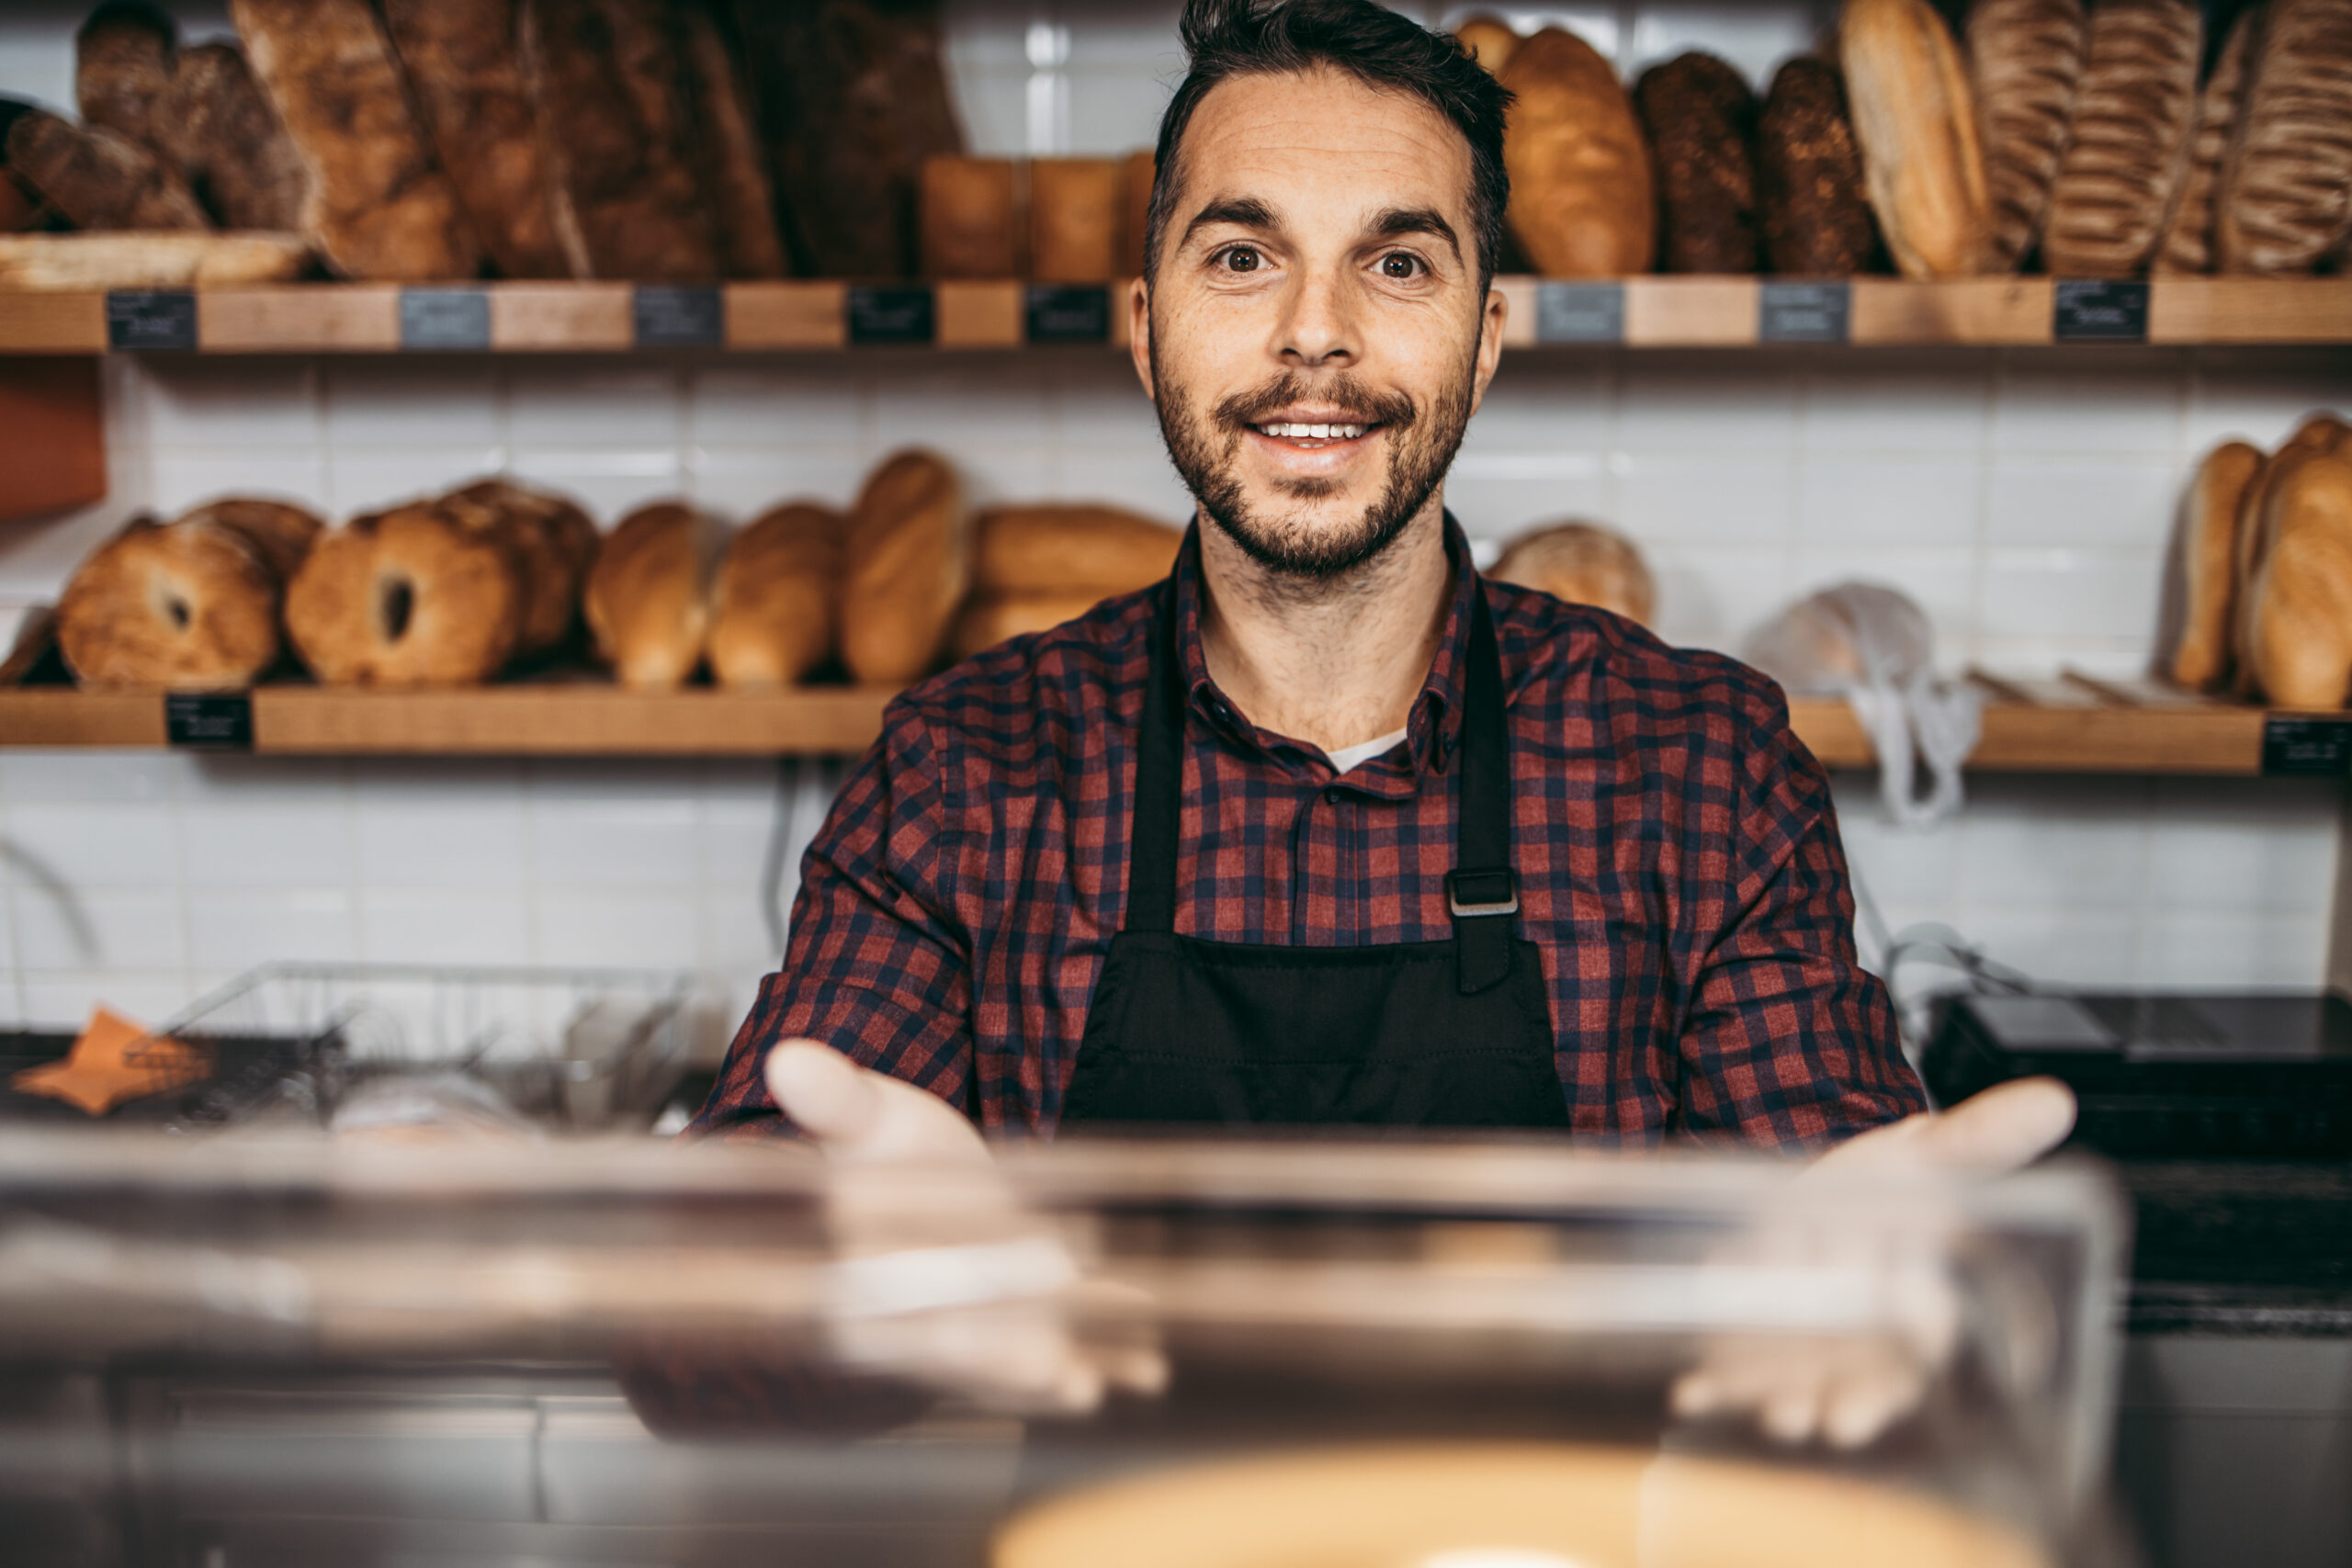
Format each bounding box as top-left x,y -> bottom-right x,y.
1212,373 -> 1418,434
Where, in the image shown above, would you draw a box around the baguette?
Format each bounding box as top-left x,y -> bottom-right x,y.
2245,449 -> 2352,707
1031,158 -> 1123,284
1635,52 -> 1761,275
952,591 -> 1108,660
2218,0 -> 2352,275
3,110 -> 206,231
1966,0 -> 2086,269
1839,0 -> 1994,276
1756,58 -> 1879,275
972,505 -> 1182,595
584,502 -> 722,689
2042,0 -> 2200,277
2232,414 -> 2351,694
2168,440 -> 2262,690
1498,28 -> 1656,276
159,42 -> 310,232
840,450 -> 966,684
922,155 -> 1020,278
2154,5 -> 2256,275
708,501 -> 841,687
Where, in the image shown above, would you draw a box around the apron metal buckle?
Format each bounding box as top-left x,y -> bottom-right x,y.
1446,869 -> 1519,919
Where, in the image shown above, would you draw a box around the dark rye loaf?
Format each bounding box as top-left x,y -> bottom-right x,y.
1634,51 -> 1761,273
1756,58 -> 1878,275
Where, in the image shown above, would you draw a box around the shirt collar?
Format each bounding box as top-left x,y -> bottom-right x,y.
1168,512 -> 1481,782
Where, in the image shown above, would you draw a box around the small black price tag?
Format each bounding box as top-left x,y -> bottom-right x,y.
400,288 -> 490,350
107,290 -> 198,351
846,286 -> 934,345
633,285 -> 724,348
2262,716 -> 2352,777
1758,281 -> 1849,343
1025,285 -> 1112,344
2053,279 -> 2149,343
164,692 -> 253,750
1535,282 -> 1624,344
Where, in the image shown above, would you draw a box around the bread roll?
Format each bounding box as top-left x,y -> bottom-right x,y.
2154,6 -> 2256,275
922,155 -> 1020,277
1498,28 -> 1656,276
675,0 -> 786,279
0,231 -> 311,288
179,497 -> 322,582
585,502 -> 720,689
230,0 -> 480,281
2169,441 -> 2262,690
440,481 -> 590,659
952,591 -> 1106,660
1031,158 -> 1122,284
58,515 -> 280,691
1455,16 -> 1520,74
1757,59 -> 1879,275
1122,149 -> 1155,277
1490,522 -> 1656,626
380,0 -> 577,280
708,501 -> 840,688
519,0 -> 721,281
2219,0 -> 2352,275
3,110 -> 207,231
75,3 -> 175,156
1841,0 -> 1993,277
160,42 -> 310,232
2042,0 -> 2200,277
286,503 -> 522,686
2245,450 -> 2352,707
1966,0 -> 2086,269
972,505 -> 1182,595
840,450 -> 966,684
1634,52 -> 1761,274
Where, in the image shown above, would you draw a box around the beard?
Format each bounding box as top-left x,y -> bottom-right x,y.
1150,344 -> 1477,580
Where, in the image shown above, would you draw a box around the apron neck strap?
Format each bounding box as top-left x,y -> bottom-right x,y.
1124,582 -> 1188,933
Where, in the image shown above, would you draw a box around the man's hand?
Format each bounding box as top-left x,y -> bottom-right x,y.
764,1040 -> 992,1167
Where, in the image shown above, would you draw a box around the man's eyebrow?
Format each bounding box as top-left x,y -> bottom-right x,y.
1180,195 -> 1280,245
1370,206 -> 1462,262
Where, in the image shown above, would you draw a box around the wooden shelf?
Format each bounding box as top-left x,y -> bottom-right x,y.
0,671 -> 2332,775
4,276 -> 2349,355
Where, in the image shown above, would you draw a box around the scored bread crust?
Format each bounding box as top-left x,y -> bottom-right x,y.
708,502 -> 841,689
1491,521 -> 1657,626
2246,450 -> 2352,707
2219,0 -> 2352,275
74,3 -> 175,155
2043,0 -> 2201,277
1757,58 -> 1878,276
4,110 -> 207,231
230,0 -> 481,281
2169,440 -> 2263,690
286,504 -> 522,685
1966,0 -> 2086,269
1839,0 -> 1993,277
1499,28 -> 1657,276
840,450 -> 967,685
1634,52 -> 1761,275
58,516 -> 281,691
160,43 -> 309,232
585,502 -> 719,689
673,0 -> 786,279
2154,6 -> 2256,275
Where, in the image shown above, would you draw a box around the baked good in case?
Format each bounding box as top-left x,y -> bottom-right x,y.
1840,0 -> 1993,277
1491,521 -> 1656,626
840,450 -> 967,684
675,0 -> 786,279
2219,0 -> 2352,275
2042,0 -> 2200,277
2245,449 -> 2352,707
1455,15 -> 1520,74
441,479 -> 594,660
1634,52 -> 1760,274
1757,58 -> 1878,275
58,515 -> 281,691
2169,440 -> 2263,690
3,110 -> 207,231
230,0 -> 480,281
287,503 -> 522,685
159,42 -> 309,232
952,591 -> 1106,660
708,501 -> 841,688
585,502 -> 720,689
1966,0 -> 2086,269
2154,6 -> 2255,275
2232,413 -> 2350,694
1031,158 -> 1123,284
75,3 -> 175,156
1498,28 -> 1656,276
922,155 -> 1020,277
972,505 -> 1182,594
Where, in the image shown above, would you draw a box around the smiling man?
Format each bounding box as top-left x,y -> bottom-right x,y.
695,0 -> 1927,1145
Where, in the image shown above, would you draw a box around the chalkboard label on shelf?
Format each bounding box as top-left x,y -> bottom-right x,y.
2262,716 -> 2352,777
164,693 -> 252,750
1535,282 -> 1624,344
399,288 -> 491,350
2052,279 -> 2149,343
107,290 -> 198,351
633,285 -> 724,348
1758,281 -> 1849,343
847,287 -> 935,345
1025,285 -> 1112,343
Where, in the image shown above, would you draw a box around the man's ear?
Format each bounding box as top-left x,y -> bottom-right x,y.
1128,276 -> 1155,401
1468,283 -> 1507,417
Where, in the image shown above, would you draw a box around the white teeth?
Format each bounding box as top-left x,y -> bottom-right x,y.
1259,422 -> 1368,439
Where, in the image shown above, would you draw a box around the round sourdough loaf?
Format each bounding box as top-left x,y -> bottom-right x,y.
286,502 -> 522,684
1492,520 -> 1657,626
1498,28 -> 1656,276
708,501 -> 841,688
58,514 -> 282,691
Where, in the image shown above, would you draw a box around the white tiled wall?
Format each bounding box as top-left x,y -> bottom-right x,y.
1,2 -> 2346,1041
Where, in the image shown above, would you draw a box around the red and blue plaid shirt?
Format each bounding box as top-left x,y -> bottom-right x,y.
696,519 -> 1923,1147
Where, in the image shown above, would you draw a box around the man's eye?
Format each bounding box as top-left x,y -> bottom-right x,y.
1379,252 -> 1423,279
1219,246 -> 1261,273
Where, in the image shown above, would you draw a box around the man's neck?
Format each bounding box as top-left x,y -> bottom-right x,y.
1193,500 -> 1454,755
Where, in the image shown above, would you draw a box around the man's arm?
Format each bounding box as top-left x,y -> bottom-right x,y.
692,700 -> 973,1137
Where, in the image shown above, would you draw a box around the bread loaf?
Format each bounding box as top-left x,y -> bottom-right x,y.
1966,0 -> 2086,269
922,155 -> 1019,277
2042,0 -> 2200,277
1122,149 -> 1155,277
1634,52 -> 1760,274
585,502 -> 720,688
2154,6 -> 2256,275
2169,440 -> 2263,690
972,505 -> 1182,594
180,497 -> 322,582
380,0 -> 577,279
286,503 -> 522,685
1840,0 -> 1994,277
0,231 -> 311,288
1454,16 -> 1520,74
1490,521 -> 1656,626
1498,28 -> 1655,276
2245,449 -> 2352,707
1756,59 -> 1879,275
708,501 -> 840,687
3,110 -> 207,231
952,591 -> 1107,660
2219,0 -> 2352,275
840,450 -> 966,684
2232,413 -> 2350,694
75,3 -> 175,156
1031,158 -> 1122,284
675,0 -> 786,279
58,514 -> 281,691
440,481 -> 589,659
230,0 -> 480,281
519,0 -> 720,281
160,43 -> 310,232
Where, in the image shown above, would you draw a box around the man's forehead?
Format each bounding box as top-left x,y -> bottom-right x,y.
1172,67 -> 1473,225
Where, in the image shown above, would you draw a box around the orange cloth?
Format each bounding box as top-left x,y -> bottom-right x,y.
12,1007 -> 211,1116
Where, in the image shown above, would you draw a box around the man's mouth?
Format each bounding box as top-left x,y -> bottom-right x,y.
1249,420 -> 1377,448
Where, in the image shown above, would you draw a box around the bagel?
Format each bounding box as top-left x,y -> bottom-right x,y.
442,478 -> 596,659
285,502 -> 523,684
1491,521 -> 1657,626
708,501 -> 841,689
584,502 -> 722,689
57,514 -> 282,690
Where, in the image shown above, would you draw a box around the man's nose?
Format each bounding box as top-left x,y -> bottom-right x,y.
1275,267 -> 1356,367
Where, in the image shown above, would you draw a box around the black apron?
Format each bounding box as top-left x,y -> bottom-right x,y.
1057,587 -> 1569,1131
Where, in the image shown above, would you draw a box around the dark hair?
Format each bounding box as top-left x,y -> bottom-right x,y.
1145,0 -> 1513,290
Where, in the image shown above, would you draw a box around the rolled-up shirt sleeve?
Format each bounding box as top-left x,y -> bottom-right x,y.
691,698 -> 972,1138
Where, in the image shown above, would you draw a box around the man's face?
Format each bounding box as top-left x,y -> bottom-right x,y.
1134,66 -> 1507,578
